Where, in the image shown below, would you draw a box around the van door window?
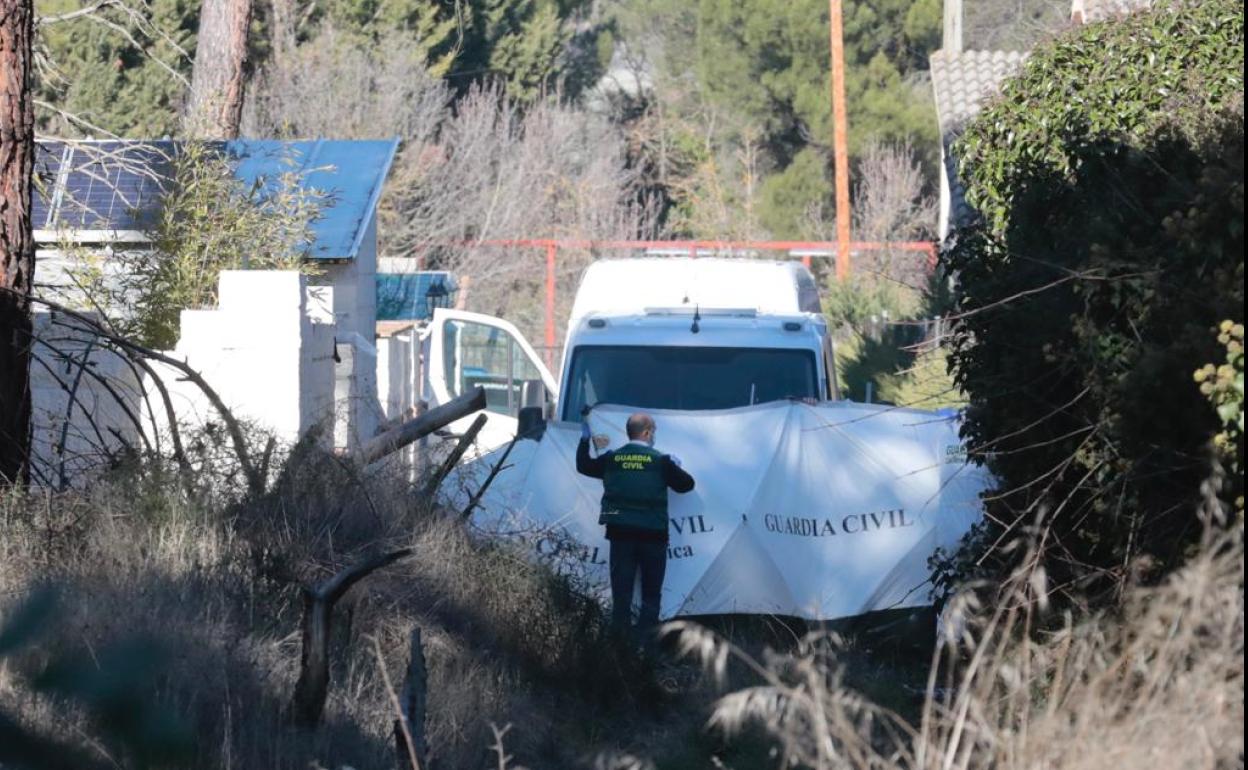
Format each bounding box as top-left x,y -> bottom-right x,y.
443,320 -> 549,417
511,339 -> 546,407
444,320 -> 514,415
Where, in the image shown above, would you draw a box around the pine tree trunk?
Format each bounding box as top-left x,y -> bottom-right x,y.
185,0 -> 253,139
269,0 -> 296,70
0,0 -> 35,485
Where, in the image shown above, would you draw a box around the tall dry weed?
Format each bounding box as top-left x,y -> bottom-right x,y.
670,520 -> 1244,770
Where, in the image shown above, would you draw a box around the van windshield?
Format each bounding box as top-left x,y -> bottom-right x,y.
562,345 -> 819,419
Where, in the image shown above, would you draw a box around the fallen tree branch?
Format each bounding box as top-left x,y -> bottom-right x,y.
421,412 -> 487,499
290,548 -> 414,727
122,348 -> 197,497
375,404 -> 420,436
461,432 -> 520,520
352,387 -> 487,467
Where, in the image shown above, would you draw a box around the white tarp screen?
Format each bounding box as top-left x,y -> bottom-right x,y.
451,400 -> 988,621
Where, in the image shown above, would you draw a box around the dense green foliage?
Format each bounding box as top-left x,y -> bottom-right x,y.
616,0 -> 941,238
34,0 -> 611,136
693,0 -> 937,157
943,0 -> 1245,592
34,0 -> 198,136
314,0 -> 612,102
1197,321 -> 1246,482
137,144 -> 321,347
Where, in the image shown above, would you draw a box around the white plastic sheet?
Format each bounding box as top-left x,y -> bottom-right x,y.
449,401 -> 988,621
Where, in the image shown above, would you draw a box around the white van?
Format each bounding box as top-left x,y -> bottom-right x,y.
420,258 -> 836,446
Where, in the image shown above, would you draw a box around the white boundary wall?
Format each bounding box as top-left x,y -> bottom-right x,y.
375,321 -> 427,477
150,270 -> 339,445
30,270 -> 384,485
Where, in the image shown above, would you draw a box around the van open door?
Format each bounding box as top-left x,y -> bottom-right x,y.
426,309 -> 559,454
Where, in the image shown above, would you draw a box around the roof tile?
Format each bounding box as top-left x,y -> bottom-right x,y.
929,49 -> 1028,231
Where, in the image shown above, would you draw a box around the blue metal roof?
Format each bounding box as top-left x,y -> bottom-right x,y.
34,138 -> 400,261
226,139 -> 399,260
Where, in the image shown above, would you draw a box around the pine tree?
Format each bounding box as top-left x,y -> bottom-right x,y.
1,0 -> 36,483
34,0 -> 197,136
617,0 -> 940,238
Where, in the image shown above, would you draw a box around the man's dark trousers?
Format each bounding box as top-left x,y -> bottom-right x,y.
609,538 -> 667,633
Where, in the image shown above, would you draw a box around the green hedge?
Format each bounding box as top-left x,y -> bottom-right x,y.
942,0 -> 1244,594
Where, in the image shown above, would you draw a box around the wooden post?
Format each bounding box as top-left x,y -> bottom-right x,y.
291,549 -> 414,727
353,386 -> 486,466
412,399 -> 429,478
393,627 -> 429,770
829,0 -> 852,281
420,412 -> 487,498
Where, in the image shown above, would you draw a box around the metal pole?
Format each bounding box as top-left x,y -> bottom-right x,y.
829,0 -> 852,281
544,242 -> 556,370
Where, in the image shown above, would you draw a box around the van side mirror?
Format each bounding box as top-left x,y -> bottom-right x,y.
517,379 -> 548,440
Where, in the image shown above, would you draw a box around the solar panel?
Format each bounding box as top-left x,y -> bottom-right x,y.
32,142 -> 66,230
53,141 -> 176,232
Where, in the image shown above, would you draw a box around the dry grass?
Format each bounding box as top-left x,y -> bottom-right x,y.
667,519 -> 1244,770
0,448 -> 679,769
3,444 -> 1241,769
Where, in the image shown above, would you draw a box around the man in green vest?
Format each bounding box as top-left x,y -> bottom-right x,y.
576,412 -> 696,639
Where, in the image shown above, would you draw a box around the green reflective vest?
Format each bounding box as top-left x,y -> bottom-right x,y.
599,442 -> 669,531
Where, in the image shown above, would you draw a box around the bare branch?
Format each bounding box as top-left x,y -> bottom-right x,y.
35,0 -> 117,26
421,412 -> 487,499
8,289 -> 264,496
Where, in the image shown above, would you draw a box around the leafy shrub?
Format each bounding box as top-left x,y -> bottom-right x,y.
62,143 -> 324,349
1196,321 -> 1245,484
822,273 -> 921,334
942,0 -> 1245,594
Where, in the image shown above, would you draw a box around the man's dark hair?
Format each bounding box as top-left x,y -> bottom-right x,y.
626,413 -> 655,440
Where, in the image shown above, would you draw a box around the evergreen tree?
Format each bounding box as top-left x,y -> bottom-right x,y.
35,0 -> 198,136
617,0 -> 940,238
